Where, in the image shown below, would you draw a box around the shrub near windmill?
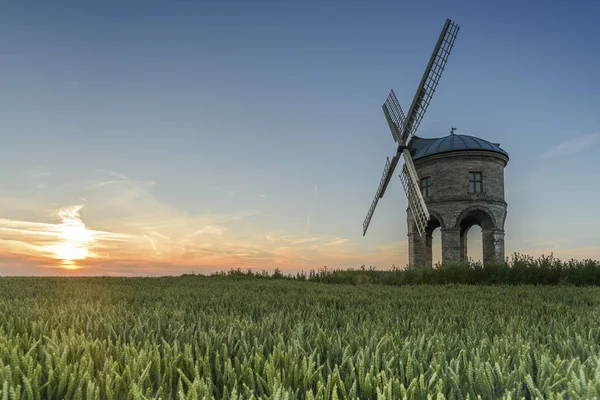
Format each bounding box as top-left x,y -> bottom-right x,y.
363,19 -> 509,267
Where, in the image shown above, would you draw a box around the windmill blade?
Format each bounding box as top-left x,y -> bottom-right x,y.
363,190 -> 379,236
399,18 -> 460,145
362,154 -> 401,236
378,153 -> 400,199
399,149 -> 430,236
382,89 -> 405,144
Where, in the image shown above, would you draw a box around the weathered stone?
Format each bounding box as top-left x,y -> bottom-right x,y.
406,148 -> 509,267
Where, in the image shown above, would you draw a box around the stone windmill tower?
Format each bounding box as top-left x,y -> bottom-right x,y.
406,133 -> 508,266
362,19 -> 509,267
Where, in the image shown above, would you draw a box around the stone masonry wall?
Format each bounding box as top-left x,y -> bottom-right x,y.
406,150 -> 508,266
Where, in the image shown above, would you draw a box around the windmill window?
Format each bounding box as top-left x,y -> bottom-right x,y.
469,172 -> 482,193
420,177 -> 432,197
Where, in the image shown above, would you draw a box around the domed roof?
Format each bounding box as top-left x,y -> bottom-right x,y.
409,134 -> 509,161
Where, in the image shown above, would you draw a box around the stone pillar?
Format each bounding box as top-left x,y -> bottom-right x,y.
441,228 -> 461,263
425,231 -> 433,268
482,229 -> 505,263
408,232 -> 428,267
460,231 -> 468,262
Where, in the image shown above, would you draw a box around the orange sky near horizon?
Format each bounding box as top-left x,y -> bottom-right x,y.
1,170 -> 598,276
0,204 -> 405,276
0,169 -> 413,276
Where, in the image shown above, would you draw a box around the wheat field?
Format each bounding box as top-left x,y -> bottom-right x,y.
0,276 -> 599,399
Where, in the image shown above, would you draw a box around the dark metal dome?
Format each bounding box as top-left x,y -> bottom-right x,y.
409,134 -> 509,161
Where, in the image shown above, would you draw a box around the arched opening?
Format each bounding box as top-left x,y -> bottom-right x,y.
458,209 -> 495,264
424,217 -> 442,268
462,225 -> 482,263
431,227 -> 442,266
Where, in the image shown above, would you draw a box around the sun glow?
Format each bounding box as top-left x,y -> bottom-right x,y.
51,205 -> 94,269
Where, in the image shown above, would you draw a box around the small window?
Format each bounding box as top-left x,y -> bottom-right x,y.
469,172 -> 482,193
420,176 -> 432,198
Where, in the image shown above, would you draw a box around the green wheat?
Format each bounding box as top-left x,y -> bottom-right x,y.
0,277 -> 599,399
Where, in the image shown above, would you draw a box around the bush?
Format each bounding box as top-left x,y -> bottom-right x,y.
352,274 -> 370,286
209,254 -> 600,286
301,254 -> 600,286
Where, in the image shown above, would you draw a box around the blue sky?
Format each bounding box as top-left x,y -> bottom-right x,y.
1,0 -> 599,275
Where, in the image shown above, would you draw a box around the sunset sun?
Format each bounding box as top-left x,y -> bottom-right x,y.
51,205 -> 94,269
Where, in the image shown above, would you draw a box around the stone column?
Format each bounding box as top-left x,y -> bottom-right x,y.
408,232 -> 428,267
425,231 -> 433,268
441,228 -> 461,263
460,230 -> 468,262
482,229 -> 505,263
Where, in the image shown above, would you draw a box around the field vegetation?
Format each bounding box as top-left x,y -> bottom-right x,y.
213,254 -> 600,287
1,271 -> 600,399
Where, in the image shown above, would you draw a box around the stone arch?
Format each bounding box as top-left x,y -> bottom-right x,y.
408,212 -> 444,268
427,209 -> 447,230
425,214 -> 443,267
453,206 -> 498,230
454,207 -> 500,263
407,210 -> 445,268
407,208 -> 447,233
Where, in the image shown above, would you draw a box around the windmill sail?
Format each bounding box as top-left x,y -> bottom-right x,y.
363,154 -> 400,236
399,19 -> 460,145
362,18 -> 459,239
382,89 -> 405,144
399,150 -> 430,236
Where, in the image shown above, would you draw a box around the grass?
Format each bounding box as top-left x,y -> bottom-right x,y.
212,254 -> 600,287
0,275 -> 599,398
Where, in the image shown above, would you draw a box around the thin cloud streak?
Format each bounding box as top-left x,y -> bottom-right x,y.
94,168 -> 129,180
0,169 -> 407,275
0,205 -> 137,267
304,183 -> 318,235
27,167 -> 52,180
5,168 -> 595,276
543,132 -> 600,158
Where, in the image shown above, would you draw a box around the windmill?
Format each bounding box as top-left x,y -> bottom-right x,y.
363,19 -> 460,237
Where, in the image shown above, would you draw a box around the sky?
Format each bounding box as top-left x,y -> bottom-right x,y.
1,0 -> 599,276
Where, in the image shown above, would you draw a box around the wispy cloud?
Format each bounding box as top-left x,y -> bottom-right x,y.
0,204 -> 135,269
529,238 -> 573,248
0,170 -> 404,275
94,168 -> 129,180
27,166 -> 52,180
543,132 -> 600,159
304,184 -> 319,235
